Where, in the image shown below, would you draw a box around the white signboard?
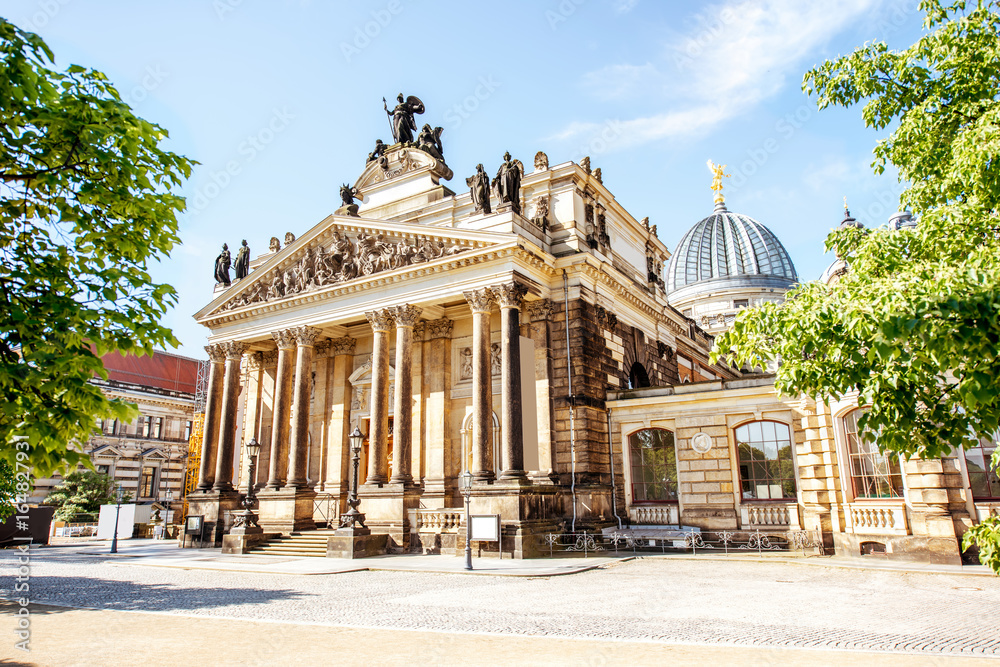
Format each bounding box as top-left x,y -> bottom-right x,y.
470,514 -> 500,542
97,504 -> 136,540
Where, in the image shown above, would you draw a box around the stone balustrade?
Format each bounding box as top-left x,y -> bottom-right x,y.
740,502 -> 801,530
628,504 -> 679,526
847,501 -> 909,536
412,508 -> 464,533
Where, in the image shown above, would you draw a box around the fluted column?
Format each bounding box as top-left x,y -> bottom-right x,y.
213,340 -> 248,491
196,344 -> 226,491
389,305 -> 421,484
465,288 -> 496,482
287,325 -> 320,489
265,329 -> 297,490
494,282 -> 529,480
365,309 -> 395,485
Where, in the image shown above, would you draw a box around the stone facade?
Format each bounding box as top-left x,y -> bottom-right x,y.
190,143 -> 736,554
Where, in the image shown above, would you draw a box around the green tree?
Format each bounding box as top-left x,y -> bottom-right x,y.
0,460 -> 16,521
711,0 -> 1000,572
0,19 -> 195,477
43,470 -> 129,522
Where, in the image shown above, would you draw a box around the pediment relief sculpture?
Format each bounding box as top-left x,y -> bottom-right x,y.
218,231 -> 470,312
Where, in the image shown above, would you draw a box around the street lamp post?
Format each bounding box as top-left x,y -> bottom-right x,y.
232,439 -> 262,532
110,484 -> 124,554
340,427 -> 367,529
162,489 -> 174,539
460,470 -> 473,570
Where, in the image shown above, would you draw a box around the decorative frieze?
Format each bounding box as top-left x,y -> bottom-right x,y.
595,305 -> 618,332
219,230 -> 470,312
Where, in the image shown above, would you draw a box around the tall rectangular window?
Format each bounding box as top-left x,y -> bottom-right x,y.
184,420 -> 193,441
844,409 -> 903,499
139,466 -> 156,498
628,429 -> 677,502
736,420 -> 797,500
154,417 -> 164,439
965,437 -> 999,500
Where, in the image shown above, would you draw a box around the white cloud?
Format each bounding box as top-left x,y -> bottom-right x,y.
581,62 -> 660,101
555,0 -> 882,148
613,0 -> 639,14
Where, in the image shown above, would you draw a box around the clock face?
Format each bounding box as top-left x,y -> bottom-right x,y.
691,432 -> 712,454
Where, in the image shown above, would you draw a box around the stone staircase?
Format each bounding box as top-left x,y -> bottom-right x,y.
247,529 -> 337,558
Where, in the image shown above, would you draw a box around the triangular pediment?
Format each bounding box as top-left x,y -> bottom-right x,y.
196,215 -> 515,321
91,444 -> 125,458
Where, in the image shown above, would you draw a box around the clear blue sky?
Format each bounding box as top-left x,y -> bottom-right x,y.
5,0 -> 926,359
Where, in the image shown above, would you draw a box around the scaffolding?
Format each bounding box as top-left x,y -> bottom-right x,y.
181,360 -> 210,519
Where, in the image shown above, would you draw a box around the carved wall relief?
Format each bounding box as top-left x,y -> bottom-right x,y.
220,231 -> 470,312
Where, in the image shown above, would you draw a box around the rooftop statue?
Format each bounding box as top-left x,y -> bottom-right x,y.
492,151 -> 523,215
383,93 -> 424,144
214,243 -> 231,286
366,139 -> 387,164
234,239 -> 250,281
417,123 -> 445,161
707,159 -> 730,207
466,163 -> 491,214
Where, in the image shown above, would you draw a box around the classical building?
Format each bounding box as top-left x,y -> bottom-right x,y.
190,98 -> 997,564
33,350 -> 200,524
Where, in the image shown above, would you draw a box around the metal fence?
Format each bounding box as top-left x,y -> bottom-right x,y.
543,529 -> 821,558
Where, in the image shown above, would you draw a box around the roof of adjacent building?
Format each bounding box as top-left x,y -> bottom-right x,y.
100,350 -> 202,395
666,205 -> 798,297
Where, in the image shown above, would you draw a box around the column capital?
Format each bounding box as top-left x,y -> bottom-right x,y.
390,304 -> 423,328
292,324 -> 320,347
463,288 -> 495,314
366,308 -> 395,333
523,298 -> 555,323
492,282 -> 529,309
328,336 -> 357,356
205,343 -> 227,363
272,328 -> 298,350
223,341 -> 248,360
245,351 -> 264,370
423,318 -> 454,340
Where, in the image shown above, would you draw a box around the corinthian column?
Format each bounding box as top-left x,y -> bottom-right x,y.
213,340 -> 248,491
265,329 -> 297,490
389,304 -> 421,484
365,309 -> 395,485
286,325 -> 320,489
464,288 -> 496,482
197,344 -> 226,491
494,282 -> 529,480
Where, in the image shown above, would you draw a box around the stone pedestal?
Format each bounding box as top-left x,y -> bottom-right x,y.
681,505 -> 739,531
185,490 -> 240,547
327,525 -> 388,559
257,488 -> 317,534
221,531 -> 280,554
466,480 -> 563,558
358,483 -> 421,552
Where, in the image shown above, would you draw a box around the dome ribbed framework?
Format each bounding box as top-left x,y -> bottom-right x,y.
666,209 -> 797,295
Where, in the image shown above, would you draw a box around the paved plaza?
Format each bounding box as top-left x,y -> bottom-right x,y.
2,542 -> 999,665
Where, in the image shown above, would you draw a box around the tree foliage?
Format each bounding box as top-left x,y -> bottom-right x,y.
0,19 -> 194,477
711,0 -> 1000,572
43,469 -> 128,522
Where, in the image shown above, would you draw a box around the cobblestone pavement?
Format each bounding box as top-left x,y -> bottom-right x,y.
3,548 -> 999,658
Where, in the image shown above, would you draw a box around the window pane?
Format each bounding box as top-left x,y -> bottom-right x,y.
736,421 -> 796,500
629,429 -> 677,502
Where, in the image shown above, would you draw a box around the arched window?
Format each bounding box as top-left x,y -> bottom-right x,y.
628,428 -> 677,502
735,420 -> 796,500
628,362 -> 651,389
965,435 -> 999,500
844,408 -> 903,499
